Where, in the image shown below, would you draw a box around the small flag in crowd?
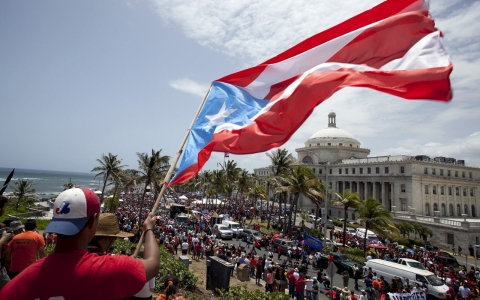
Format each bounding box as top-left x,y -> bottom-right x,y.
169,0 -> 452,186
224,153 -> 229,158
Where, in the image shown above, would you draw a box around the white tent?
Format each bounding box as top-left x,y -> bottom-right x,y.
192,198 -> 223,205
179,195 -> 188,200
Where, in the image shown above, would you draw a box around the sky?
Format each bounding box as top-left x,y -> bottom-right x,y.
1,0 -> 479,175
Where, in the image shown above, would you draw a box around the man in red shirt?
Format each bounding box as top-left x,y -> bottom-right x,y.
5,219 -> 45,279
288,269 -> 297,298
295,273 -> 306,299
0,187 -> 160,299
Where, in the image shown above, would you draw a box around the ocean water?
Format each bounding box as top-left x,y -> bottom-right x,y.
0,167 -> 100,197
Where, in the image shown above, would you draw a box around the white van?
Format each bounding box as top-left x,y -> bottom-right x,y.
356,228 -> 378,240
222,220 -> 243,233
366,259 -> 447,299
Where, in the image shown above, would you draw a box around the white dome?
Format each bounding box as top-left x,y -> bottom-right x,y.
309,127 -> 356,140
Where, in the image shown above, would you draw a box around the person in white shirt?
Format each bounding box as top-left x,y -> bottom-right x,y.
359,290 -> 368,300
459,284 -> 470,299
181,241 -> 189,255
293,268 -> 300,279
305,276 -> 314,299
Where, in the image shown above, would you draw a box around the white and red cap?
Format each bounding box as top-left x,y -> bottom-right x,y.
45,187 -> 100,235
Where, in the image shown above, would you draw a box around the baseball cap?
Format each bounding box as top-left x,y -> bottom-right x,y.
45,188 -> 100,236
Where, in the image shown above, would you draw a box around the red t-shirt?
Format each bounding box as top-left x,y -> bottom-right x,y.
8,231 -> 45,272
0,249 -> 145,299
296,277 -> 305,291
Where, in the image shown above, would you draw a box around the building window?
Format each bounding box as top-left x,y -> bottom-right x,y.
424,167 -> 428,174
455,187 -> 459,196
339,143 -> 343,146
425,203 -> 430,216
360,168 -> 363,174
455,171 -> 458,177
462,171 -> 465,178
385,167 -> 389,173
456,204 -> 461,216
352,168 -> 356,174
448,170 -> 451,176
471,188 -> 474,197
345,168 -> 349,175
464,204 -> 469,215
463,188 -> 467,196
470,172 -> 473,179
432,169 -> 436,175
312,168 -> 316,174
440,169 -> 444,176
319,168 -> 323,174
350,144 -> 352,147
329,182 -> 332,188
448,187 -> 452,195
328,143 -> 331,146
367,167 -> 371,174
317,143 -> 320,146
351,213 -> 355,220
400,166 -> 405,173
339,169 -> 342,174
375,167 -> 380,174
472,205 -> 476,217
425,185 -> 429,194
401,184 -> 406,193
434,203 -> 438,212
441,186 -> 445,195
447,233 -> 454,245
401,199 -> 407,211
449,204 -> 454,216
433,186 -> 437,195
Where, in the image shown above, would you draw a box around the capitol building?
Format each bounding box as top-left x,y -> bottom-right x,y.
254,112 -> 480,249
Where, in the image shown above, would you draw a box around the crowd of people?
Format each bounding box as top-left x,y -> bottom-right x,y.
1,189 -> 480,300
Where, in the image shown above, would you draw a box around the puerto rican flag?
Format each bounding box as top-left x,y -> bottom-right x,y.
170,0 -> 452,186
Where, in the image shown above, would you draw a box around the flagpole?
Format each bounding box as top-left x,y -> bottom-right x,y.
133,84 -> 213,257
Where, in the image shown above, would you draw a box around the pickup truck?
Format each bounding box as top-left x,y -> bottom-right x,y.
317,252 -> 358,277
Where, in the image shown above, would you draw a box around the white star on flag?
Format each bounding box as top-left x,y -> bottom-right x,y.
204,102 -> 236,128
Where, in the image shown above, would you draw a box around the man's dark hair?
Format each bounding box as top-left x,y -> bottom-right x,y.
25,219 -> 37,231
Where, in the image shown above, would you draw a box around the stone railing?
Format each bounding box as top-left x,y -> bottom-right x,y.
392,211 -> 480,229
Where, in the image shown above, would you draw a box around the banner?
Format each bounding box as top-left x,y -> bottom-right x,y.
388,291 -> 426,300
303,234 -> 323,251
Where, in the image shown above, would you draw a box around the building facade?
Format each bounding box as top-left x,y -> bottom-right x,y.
254,112 -> 480,248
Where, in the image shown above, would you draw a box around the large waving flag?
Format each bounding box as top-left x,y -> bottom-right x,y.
170,0 -> 452,186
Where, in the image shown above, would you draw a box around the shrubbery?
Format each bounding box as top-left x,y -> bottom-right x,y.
113,239 -> 198,293
217,286 -> 291,300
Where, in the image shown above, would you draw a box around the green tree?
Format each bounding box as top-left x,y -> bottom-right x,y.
104,196 -> 120,212
334,189 -> 361,247
236,169 -> 253,204
357,197 -> 397,253
281,166 -> 320,233
92,153 -> 126,203
136,149 -> 170,226
220,160 -> 241,198
247,184 -> 267,224
12,179 -> 36,210
266,148 -> 293,230
62,178 -> 76,191
396,222 -> 414,238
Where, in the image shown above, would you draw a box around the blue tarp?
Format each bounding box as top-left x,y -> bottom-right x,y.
303,234 -> 323,251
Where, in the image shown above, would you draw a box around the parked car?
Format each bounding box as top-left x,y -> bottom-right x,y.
397,258 -> 427,270
241,229 -> 262,242
345,227 -> 356,235
273,238 -> 299,254
213,224 -> 233,239
330,252 -> 357,277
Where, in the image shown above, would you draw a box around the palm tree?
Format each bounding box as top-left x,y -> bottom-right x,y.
220,160 -> 241,198
281,166 -> 320,234
417,224 -> 433,241
92,153 -> 126,203
357,197 -> 397,253
412,222 -> 423,240
62,178 -> 76,191
334,189 -> 361,247
12,179 -> 36,210
236,169 -> 253,203
396,222 -> 414,238
247,184 -> 267,224
211,169 -> 225,208
309,178 -> 326,230
136,149 -> 170,226
266,148 -> 293,230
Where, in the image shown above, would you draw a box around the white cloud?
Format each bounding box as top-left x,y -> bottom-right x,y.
169,78 -> 210,97
150,0 -> 480,169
